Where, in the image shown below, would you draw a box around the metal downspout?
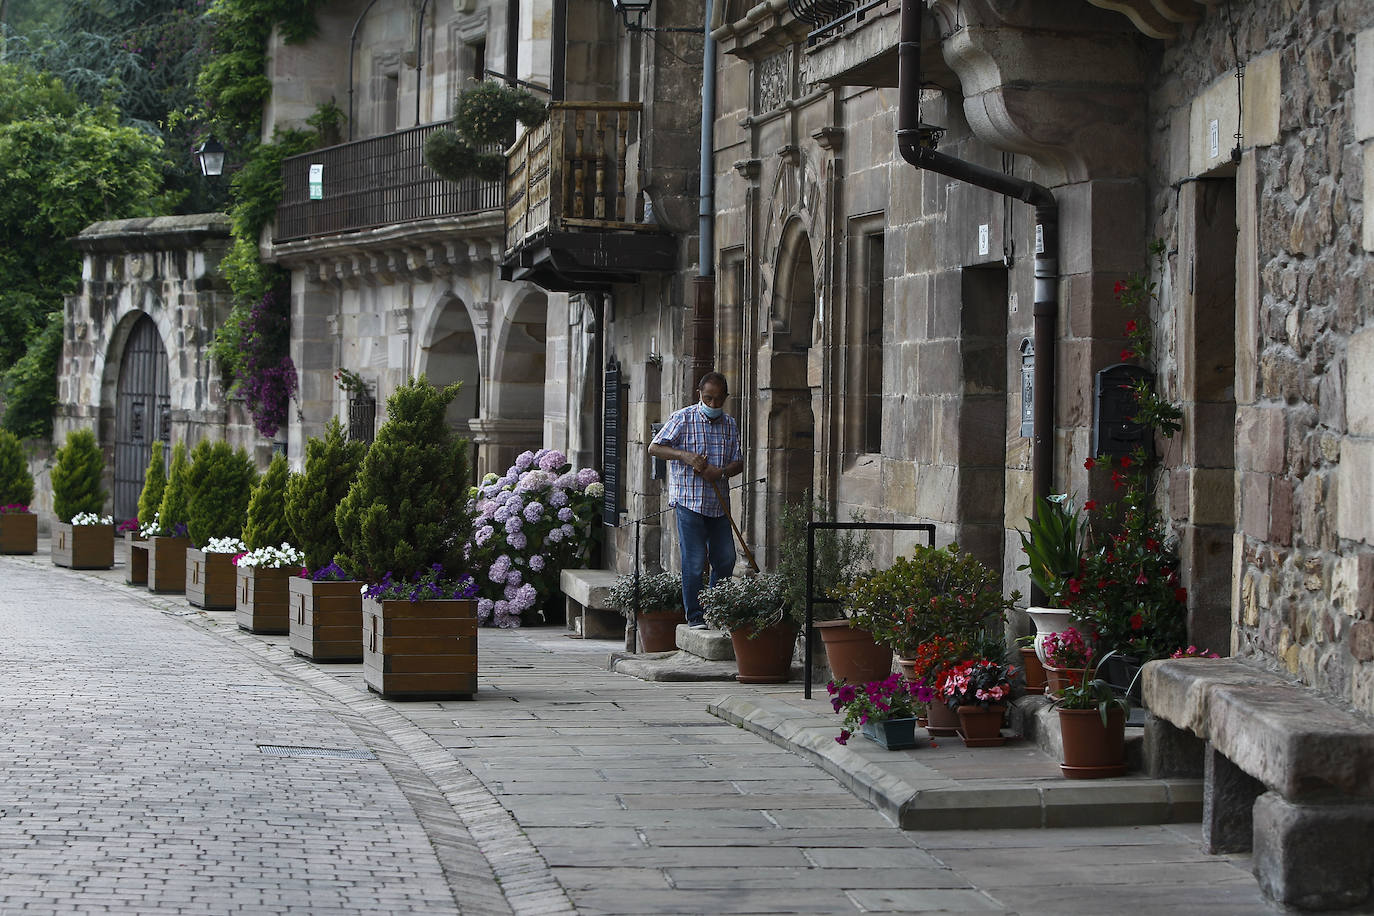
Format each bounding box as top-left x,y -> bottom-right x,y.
895,0 -> 1058,569
690,0 -> 718,387
347,0 -> 384,141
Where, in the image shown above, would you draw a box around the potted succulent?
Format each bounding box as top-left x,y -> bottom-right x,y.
775,497 -> 885,684
183,439 -> 257,610
0,430 -> 36,555
1042,627 -> 1093,696
700,573 -> 797,684
1053,652 -> 1129,778
336,377 -> 479,700
285,418 -> 367,661
936,656 -> 1017,747
827,673 -> 926,750
50,428 -> 114,569
1017,494 -> 1086,665
608,570 -> 685,653
126,441 -> 168,585
235,454 -> 298,633
146,441 -> 192,593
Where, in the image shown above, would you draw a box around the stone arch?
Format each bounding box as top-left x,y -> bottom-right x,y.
105,310 -> 172,521
479,287 -> 548,474
415,290 -> 481,433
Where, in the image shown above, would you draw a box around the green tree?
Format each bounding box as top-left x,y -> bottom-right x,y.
242,452 -> 291,549
137,440 -> 167,525
157,440 -> 191,534
50,427 -> 105,522
285,417 -> 365,573
336,377 -> 473,581
0,310 -> 62,439
184,439 -> 256,546
0,429 -> 34,506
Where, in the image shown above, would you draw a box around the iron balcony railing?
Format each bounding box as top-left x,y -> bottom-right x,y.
787,0 -> 892,44
275,122 -> 502,243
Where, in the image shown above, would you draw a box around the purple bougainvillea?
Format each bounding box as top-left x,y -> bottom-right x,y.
240,289 -> 297,438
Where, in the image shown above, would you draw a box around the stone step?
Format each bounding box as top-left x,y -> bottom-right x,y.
675,623 -> 734,661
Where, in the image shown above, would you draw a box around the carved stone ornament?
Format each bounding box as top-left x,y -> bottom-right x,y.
754,48 -> 792,114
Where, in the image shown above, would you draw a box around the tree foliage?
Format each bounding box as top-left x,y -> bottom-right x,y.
285,417 -> 365,573
157,440 -> 191,532
0,310 -> 63,439
242,452 -> 291,549
50,427 -> 105,522
184,438 -> 256,546
0,429 -> 35,506
137,440 -> 167,525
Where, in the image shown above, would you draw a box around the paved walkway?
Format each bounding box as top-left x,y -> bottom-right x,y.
0,546 -> 1279,915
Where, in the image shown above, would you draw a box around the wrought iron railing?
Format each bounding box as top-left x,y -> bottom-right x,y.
275,122 -> 502,243
505,101 -> 651,255
787,0 -> 892,44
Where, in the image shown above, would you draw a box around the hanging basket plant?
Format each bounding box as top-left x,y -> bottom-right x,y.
425,80 -> 547,184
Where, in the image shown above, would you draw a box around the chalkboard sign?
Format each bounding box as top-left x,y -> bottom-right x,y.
603,359 -> 622,525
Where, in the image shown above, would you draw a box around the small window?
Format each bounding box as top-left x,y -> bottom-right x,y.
861,232 -> 885,455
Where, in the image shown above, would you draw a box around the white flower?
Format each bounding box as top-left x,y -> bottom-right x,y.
234,543 -> 306,568
70,512 -> 113,526
204,537 -> 248,554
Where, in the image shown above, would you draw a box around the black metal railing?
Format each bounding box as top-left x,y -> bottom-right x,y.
788,0 -> 891,45
275,123 -> 503,243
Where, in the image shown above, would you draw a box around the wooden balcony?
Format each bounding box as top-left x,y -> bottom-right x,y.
503,101 -> 675,292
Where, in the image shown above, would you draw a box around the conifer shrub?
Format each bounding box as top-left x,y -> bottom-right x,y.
137,441 -> 167,526
284,417 -> 365,573
242,452 -> 291,550
0,429 -> 34,507
185,439 -> 257,547
336,376 -> 473,583
50,428 -> 106,522
156,440 -> 192,535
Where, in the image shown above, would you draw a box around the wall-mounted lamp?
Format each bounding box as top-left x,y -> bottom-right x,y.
195,136 -> 225,177
611,0 -> 703,33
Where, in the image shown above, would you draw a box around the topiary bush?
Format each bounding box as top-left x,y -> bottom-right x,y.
424,80 -> 546,184
157,440 -> 191,535
137,441 -> 167,526
0,429 -> 34,507
50,427 -> 106,522
335,376 -> 473,582
285,416 -> 365,573
242,452 -> 291,550
184,439 -> 257,547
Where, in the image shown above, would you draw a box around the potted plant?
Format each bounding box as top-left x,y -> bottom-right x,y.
0,430 -> 36,555
608,570 -> 685,653
827,673 -> 926,750
936,657 -> 1017,747
1042,627 -> 1094,696
147,441 -> 192,593
336,376 -> 479,700
285,418 -> 367,662
775,496 -> 885,683
902,634 -> 973,736
126,441 -> 167,585
50,428 -> 113,569
700,573 -> 797,684
1053,653 -> 1129,778
1017,493 -> 1086,664
235,454 -> 297,633
184,439 -> 257,610
1015,633 -> 1048,692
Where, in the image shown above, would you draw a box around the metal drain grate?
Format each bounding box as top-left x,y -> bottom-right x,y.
258,744 -> 377,760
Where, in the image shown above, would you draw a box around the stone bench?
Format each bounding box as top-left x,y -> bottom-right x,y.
1143,657 -> 1374,910
559,569 -> 627,641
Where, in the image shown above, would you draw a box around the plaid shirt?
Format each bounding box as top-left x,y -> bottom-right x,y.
653,404 -> 743,518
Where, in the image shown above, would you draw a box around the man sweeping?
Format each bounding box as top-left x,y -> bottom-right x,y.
648,371 -> 745,629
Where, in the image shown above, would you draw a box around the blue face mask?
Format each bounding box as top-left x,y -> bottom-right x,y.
699,401 -> 724,420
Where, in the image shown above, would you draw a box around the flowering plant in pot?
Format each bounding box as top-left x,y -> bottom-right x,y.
1041,626 -> 1094,696
144,442 -> 193,593
827,673 -> 929,750
0,429 -> 36,555
1052,652 -> 1130,779
701,573 -> 797,684
937,657 -> 1017,747
608,571 -> 685,653
1017,493 -> 1086,665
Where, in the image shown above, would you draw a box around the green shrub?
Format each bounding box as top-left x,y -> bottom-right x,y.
335,377 -> 472,582
0,310 -> 63,440
775,495 -> 872,621
185,439 -> 257,546
242,452 -> 291,550
0,429 -> 34,506
137,441 -> 167,526
285,417 -> 365,573
50,427 -> 105,522
156,440 -> 191,534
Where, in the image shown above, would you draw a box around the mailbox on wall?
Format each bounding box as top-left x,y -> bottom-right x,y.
1093,363 -> 1154,459
1019,337 -> 1034,439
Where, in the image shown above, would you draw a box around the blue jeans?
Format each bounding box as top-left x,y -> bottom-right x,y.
675,505 -> 736,627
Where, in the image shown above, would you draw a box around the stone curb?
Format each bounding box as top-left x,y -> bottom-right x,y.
607,649 -> 739,681
709,694 -> 1204,831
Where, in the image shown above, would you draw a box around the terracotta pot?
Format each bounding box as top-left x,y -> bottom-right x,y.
860,716 -> 921,750
816,619 -> 893,684
956,704 -> 1007,747
1058,706 -> 1127,778
1019,646 -> 1047,692
896,656 -> 919,684
1027,606 -> 1075,665
1044,664 -> 1086,696
637,609 -> 687,653
730,620 -> 797,684
924,700 -> 961,736
0,511 -> 37,555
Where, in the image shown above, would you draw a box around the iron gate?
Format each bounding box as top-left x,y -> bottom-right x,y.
113,315 -> 170,521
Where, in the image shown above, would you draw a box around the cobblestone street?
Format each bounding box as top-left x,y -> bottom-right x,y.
0,552 -> 1278,915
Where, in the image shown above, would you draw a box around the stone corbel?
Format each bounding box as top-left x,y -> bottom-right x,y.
733,158 -> 762,180
811,127 -> 845,152
776,144 -> 800,167
369,253 -> 395,285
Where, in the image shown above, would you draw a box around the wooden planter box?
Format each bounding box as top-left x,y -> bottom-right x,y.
289,576 -> 364,662
236,566 -> 292,634
0,511 -> 37,554
146,536 -> 190,593
126,531 -> 148,585
52,522 -> 115,569
186,548 -> 237,610
362,596 -> 477,700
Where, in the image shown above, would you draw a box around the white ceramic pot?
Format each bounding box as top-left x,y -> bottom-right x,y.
1027,606 -> 1076,666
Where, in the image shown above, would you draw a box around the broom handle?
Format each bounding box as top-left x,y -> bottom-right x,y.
709,476 -> 760,573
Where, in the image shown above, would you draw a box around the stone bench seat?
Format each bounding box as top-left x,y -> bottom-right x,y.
1143,657 -> 1374,910
559,569 -> 626,641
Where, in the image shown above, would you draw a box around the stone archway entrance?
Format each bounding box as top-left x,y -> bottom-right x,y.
112,314 -> 169,521
419,297 -> 481,433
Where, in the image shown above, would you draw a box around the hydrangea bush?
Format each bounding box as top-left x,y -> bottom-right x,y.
465,448 -> 602,628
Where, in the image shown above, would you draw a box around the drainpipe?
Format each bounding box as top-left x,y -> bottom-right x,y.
690,0 -> 717,388
896,0 -> 1058,580
414,0 -> 431,126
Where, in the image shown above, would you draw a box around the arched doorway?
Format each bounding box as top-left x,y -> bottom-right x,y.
486,293 -> 548,473
112,314 -> 170,521
419,297 -> 481,430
